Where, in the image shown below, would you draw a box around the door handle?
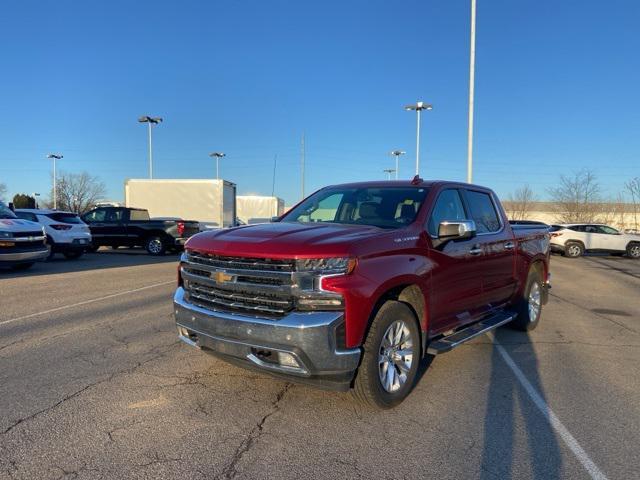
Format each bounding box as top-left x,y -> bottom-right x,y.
469,245 -> 482,256
504,241 -> 515,250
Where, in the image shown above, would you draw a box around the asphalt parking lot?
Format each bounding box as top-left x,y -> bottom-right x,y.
1,251 -> 638,479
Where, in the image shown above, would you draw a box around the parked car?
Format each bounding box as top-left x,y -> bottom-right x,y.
0,201 -> 49,270
14,209 -> 92,259
81,206 -> 199,255
174,179 -> 551,408
550,223 -> 640,259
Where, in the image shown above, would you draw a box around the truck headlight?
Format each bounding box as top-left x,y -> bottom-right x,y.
295,257 -> 356,275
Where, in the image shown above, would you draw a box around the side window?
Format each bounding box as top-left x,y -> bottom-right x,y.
584,225 -> 598,233
598,226 -> 618,234
129,210 -> 150,221
106,209 -> 123,222
85,209 -> 106,222
427,189 -> 467,236
569,225 -> 585,232
464,190 -> 501,234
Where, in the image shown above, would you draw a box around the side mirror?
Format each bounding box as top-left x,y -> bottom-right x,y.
270,216 -> 280,223
438,220 -> 476,241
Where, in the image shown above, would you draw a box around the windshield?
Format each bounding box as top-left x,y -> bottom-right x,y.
0,201 -> 17,219
282,186 -> 429,229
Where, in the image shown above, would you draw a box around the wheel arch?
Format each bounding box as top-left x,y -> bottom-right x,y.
359,281 -> 428,357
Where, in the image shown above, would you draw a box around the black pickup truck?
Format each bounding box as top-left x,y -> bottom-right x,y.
81,207 -> 199,255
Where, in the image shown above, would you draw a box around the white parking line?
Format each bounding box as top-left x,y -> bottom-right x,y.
0,280 -> 175,327
494,340 -> 609,480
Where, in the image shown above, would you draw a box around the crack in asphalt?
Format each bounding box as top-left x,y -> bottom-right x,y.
216,383 -> 292,480
549,292 -> 638,334
1,341 -> 179,436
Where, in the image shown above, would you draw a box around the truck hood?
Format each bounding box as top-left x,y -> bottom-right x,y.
185,221 -> 394,258
0,218 -> 43,233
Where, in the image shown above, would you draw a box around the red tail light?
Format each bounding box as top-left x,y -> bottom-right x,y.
177,221 -> 185,237
50,224 -> 72,230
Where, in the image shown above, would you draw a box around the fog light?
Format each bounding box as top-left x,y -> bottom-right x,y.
277,352 -> 300,368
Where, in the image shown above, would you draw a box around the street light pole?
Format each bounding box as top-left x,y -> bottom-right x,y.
390,150 -> 406,180
209,152 -> 226,179
467,0 -> 477,184
138,116 -> 163,179
383,168 -> 396,180
46,154 -> 63,210
404,102 -> 433,176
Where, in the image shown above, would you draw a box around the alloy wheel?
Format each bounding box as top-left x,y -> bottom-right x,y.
528,281 -> 541,321
378,320 -> 414,393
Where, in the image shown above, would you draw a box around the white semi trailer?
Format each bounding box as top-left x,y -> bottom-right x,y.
236,195 -> 285,224
124,179 -> 237,229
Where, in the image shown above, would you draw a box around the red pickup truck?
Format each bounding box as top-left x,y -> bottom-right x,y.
174,179 -> 550,408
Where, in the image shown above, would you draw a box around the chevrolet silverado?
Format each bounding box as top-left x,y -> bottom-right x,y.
174,179 -> 551,408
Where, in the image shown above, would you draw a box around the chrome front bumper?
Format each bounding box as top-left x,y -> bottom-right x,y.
173,287 -> 361,390
0,248 -> 50,263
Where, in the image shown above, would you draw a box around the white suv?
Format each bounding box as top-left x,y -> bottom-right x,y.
14,209 -> 92,259
550,223 -> 640,259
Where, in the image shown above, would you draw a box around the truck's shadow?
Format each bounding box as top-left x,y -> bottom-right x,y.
479,328 -> 562,479
0,248 -> 179,279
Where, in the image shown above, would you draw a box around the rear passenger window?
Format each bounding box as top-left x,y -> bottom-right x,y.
428,189 -> 467,236
464,190 -> 501,234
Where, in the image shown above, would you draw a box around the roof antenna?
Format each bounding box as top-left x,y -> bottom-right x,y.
411,174 -> 423,185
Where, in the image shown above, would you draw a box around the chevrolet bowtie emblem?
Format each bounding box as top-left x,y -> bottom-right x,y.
214,271 -> 234,284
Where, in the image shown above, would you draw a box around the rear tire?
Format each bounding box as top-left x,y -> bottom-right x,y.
510,268 -> 543,331
145,236 -> 166,256
352,301 -> 421,409
564,242 -> 584,258
87,245 -> 99,253
626,243 -> 640,259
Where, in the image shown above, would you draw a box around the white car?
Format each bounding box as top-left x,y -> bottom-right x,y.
14,209 -> 92,259
550,223 -> 640,259
0,201 -> 49,270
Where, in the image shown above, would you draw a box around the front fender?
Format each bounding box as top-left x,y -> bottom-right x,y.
323,253 -> 432,348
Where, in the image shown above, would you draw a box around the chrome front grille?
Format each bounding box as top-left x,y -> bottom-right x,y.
181,252 -> 295,317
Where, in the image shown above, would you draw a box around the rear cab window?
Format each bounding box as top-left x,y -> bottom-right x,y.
463,190 -> 501,234
129,210 -> 150,221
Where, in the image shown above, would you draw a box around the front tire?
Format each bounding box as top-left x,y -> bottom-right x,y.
626,243 -> 640,259
145,236 -> 166,256
63,251 -> 83,260
510,268 -> 543,331
564,242 -> 584,258
352,301 -> 421,409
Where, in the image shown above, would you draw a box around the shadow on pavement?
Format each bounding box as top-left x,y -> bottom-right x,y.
480,328 -> 562,479
0,248 -> 179,279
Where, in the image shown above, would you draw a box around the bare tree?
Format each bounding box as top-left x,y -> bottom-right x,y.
46,171 -> 106,214
625,177 -> 640,231
504,185 -> 538,220
0,183 -> 7,202
548,169 -> 605,223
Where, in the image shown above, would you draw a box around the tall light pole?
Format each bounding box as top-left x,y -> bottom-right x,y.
46,154 -> 63,209
138,116 -> 163,179
404,101 -> 433,176
467,0 -> 477,184
390,150 -> 406,180
383,168 -> 396,180
209,152 -> 226,179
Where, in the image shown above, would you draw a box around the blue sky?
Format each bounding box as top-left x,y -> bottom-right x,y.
0,0 -> 638,206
